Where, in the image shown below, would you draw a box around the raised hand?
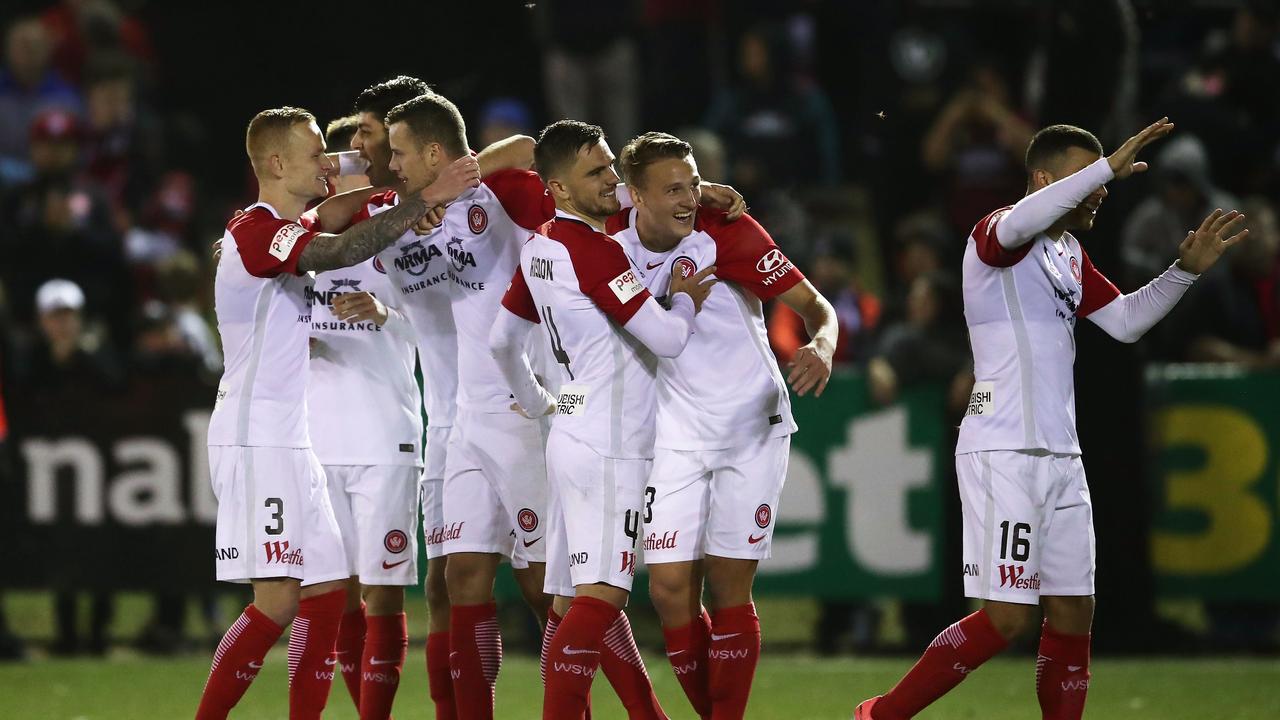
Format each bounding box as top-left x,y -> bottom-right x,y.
331,291 -> 389,326
421,155 -> 481,206
1108,117 -> 1175,179
700,182 -> 747,220
669,264 -> 719,313
1177,208 -> 1249,274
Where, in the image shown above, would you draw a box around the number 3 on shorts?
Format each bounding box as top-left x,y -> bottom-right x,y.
265,497 -> 284,536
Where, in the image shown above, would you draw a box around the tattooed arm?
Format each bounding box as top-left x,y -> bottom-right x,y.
297,195 -> 428,273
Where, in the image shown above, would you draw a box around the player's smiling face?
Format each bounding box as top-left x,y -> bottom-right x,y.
282,121 -> 333,201
564,139 -> 622,221
633,155 -> 701,244
1055,147 -> 1108,232
352,111 -> 398,187
387,121 -> 439,196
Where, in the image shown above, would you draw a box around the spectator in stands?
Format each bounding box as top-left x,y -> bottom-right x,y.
920,59 -> 1032,238
770,233 -> 879,366
478,97 -> 533,149
538,0 -> 640,147
12,279 -> 120,656
0,110 -> 129,344
83,51 -> 161,233
154,252 -> 220,376
705,23 -> 842,188
867,270 -> 972,412
1121,135 -> 1239,288
0,16 -> 82,185
39,0 -> 155,86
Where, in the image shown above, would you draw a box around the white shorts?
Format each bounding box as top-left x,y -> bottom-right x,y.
441,408 -> 548,563
420,426 -> 452,560
643,437 -> 790,564
543,430 -> 650,597
957,450 -> 1096,604
325,464 -> 419,585
210,445 -> 347,587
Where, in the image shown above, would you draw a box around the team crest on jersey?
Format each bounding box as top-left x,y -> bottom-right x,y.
672,255 -> 698,279
1070,256 -> 1081,283
517,508 -> 539,532
384,529 -> 408,554
373,256 -> 387,274
468,204 -> 488,234
755,504 -> 772,528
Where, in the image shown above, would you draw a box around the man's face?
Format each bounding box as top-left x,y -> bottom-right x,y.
282,121 -> 333,201
38,307 -> 81,347
559,139 -> 621,221
387,122 -> 441,196
633,155 -> 701,242
352,111 -> 397,187
1046,147 -> 1107,232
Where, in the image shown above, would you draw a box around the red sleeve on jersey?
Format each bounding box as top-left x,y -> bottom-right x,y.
227,208 -> 318,278
483,169 -> 555,230
973,206 -> 1032,268
1076,247 -> 1121,318
347,189 -> 399,227
298,210 -> 320,230
554,220 -> 653,325
697,208 -> 804,300
501,265 -> 541,323
604,208 -> 632,235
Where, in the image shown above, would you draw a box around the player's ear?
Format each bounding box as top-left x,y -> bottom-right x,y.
547,177 -> 570,202
269,152 -> 286,179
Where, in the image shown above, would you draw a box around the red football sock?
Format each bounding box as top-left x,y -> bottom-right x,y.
450,602 -> 501,720
874,609 -> 1009,719
287,588 -> 346,720
600,611 -> 667,719
195,604 -> 283,720
707,603 -> 761,720
1036,621 -> 1091,720
543,596 -> 617,719
359,612 -> 407,719
662,609 -> 712,719
540,608 -> 562,685
336,604 -> 367,710
426,632 -> 457,720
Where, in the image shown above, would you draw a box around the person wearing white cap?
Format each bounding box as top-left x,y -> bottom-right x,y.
35,278 -> 86,367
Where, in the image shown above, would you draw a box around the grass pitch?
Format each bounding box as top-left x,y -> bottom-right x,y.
2,652 -> 1278,719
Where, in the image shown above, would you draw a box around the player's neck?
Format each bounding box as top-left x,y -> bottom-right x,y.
556,200 -> 607,232
258,184 -> 309,221
1045,220 -> 1069,241
634,211 -> 682,253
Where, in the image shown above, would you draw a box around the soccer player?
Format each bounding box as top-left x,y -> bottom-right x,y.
320,75 -> 536,720
197,106 -> 477,720
608,132 -> 838,720
854,119 -> 1248,720
305,206 -> 423,717
489,120 -> 720,720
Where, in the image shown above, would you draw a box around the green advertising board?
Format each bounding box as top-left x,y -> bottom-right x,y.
1146,366 -> 1280,599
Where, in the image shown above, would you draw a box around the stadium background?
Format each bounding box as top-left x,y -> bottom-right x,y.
0,0 -> 1278,717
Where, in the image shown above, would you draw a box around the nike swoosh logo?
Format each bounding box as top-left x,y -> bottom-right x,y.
748,534 -> 766,544
666,650 -> 684,657
647,261 -> 663,269
523,536 -> 543,548
450,652 -> 459,660
248,661 -> 264,669
711,632 -> 741,641
382,559 -> 410,569
562,647 -> 600,656
324,658 -> 339,666
370,658 -> 399,666
1067,665 -> 1083,672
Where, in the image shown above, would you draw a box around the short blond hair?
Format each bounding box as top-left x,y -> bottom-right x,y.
618,132 -> 692,188
245,106 -> 315,174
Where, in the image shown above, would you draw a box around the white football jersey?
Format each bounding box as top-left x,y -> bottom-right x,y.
362,190 -> 459,429
208,202 -> 318,448
610,208 -> 802,450
502,210 -> 658,459
957,206 -> 1121,455
443,169 -> 555,413
307,257 -> 423,467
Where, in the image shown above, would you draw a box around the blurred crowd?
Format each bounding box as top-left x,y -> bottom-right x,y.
1,0 -> 1278,658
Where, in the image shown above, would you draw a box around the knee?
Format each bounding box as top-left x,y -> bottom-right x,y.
425,573 -> 450,615
648,571 -> 696,623
1043,596 -> 1095,635
363,586 -> 405,616
984,604 -> 1038,641
444,556 -> 494,604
